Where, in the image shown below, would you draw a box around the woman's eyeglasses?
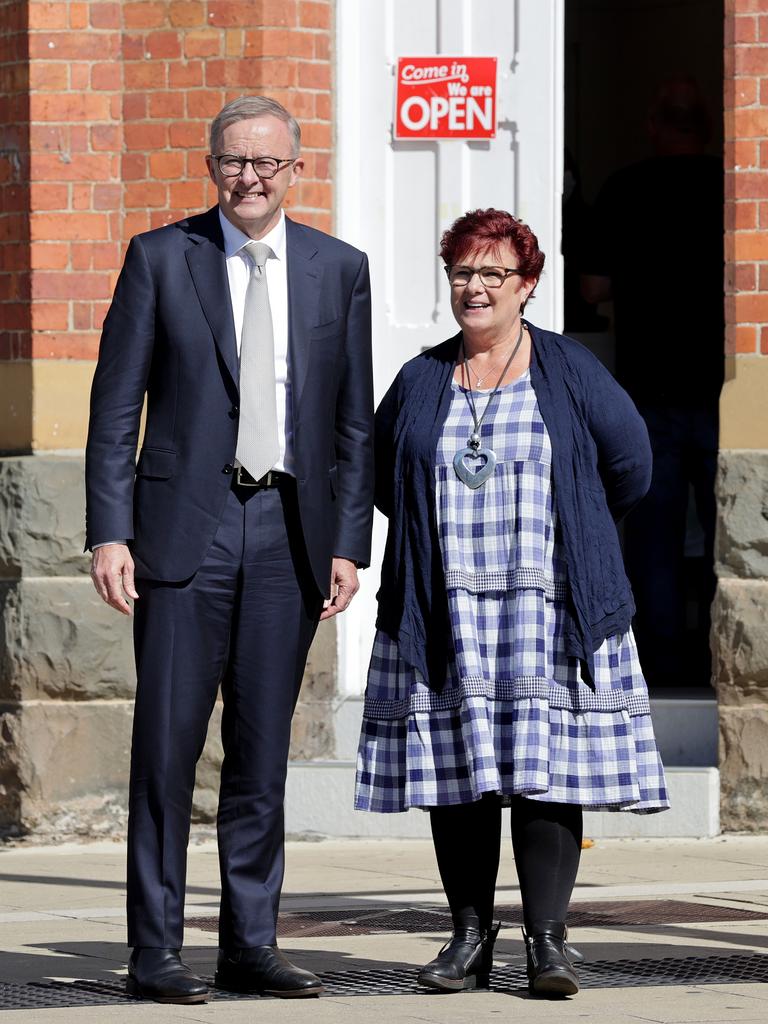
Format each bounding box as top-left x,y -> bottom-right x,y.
445,266 -> 525,289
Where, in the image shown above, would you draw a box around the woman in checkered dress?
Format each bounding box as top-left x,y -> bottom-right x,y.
355,209 -> 668,998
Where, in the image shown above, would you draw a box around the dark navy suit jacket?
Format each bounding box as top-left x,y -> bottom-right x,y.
85,207 -> 374,594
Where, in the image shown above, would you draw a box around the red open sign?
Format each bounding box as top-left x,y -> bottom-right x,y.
394,56 -> 498,140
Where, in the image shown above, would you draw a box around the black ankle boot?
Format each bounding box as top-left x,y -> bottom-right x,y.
523,920 -> 579,997
418,922 -> 500,992
126,948 -> 208,1004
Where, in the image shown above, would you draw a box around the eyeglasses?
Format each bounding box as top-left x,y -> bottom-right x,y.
213,155 -> 296,179
445,266 -> 525,289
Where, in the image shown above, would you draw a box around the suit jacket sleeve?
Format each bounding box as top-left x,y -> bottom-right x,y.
373,372 -> 401,519
85,235 -> 156,549
332,252 -> 375,566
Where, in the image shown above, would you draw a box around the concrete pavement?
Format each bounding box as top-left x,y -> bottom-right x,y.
1,830 -> 767,1022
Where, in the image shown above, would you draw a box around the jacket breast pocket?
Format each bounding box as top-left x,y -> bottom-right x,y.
136,447 -> 176,479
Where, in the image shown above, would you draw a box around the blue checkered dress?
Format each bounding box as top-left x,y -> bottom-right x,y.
355,371 -> 669,814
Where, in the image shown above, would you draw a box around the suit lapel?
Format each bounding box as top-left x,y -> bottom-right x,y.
185,208 -> 239,391
286,217 -> 321,409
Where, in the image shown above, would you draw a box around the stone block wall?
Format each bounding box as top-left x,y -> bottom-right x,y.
713,451 -> 768,830
0,1 -> 337,838
0,455 -> 135,835
717,1 -> 768,831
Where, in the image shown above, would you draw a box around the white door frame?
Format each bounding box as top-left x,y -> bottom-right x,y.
334,0 -> 565,696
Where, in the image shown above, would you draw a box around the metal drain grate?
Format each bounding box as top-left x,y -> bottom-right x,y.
0,982 -> 122,1009
187,899 -> 768,938
501,899 -> 768,928
1,954 -> 767,1009
572,954 -> 768,990
321,954 -> 768,995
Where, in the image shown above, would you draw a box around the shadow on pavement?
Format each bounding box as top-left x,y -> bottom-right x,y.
0,873 -> 219,899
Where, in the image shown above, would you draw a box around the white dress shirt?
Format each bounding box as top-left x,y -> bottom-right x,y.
219,208 -> 294,475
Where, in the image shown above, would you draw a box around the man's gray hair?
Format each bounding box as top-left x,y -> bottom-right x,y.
209,96 -> 301,156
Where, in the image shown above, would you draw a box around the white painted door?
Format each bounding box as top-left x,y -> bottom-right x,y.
335,0 -> 565,695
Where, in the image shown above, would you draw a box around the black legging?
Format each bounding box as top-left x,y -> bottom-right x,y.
429,794 -> 583,934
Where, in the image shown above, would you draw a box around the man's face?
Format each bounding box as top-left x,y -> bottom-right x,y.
206,116 -> 303,239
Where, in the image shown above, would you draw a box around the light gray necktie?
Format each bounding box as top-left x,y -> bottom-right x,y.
235,240 -> 279,480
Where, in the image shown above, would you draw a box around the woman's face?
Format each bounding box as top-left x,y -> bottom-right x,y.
448,242 -> 536,338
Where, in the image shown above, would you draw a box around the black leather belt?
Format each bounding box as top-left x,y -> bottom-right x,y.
233,467 -> 289,489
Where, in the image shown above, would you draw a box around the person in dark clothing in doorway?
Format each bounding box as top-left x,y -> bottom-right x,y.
582,74 -> 724,689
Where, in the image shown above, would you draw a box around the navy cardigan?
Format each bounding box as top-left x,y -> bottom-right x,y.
374,321 -> 652,690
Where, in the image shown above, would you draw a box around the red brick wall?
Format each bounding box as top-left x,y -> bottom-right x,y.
1,0 -> 333,367
27,1 -> 122,361
0,0 -> 30,361
725,0 -> 768,358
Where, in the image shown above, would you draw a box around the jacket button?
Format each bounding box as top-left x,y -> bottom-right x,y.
223,464 -> 233,474
229,405 -> 239,418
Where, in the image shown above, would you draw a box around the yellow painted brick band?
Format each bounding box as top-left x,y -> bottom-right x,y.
0,361 -> 95,452
0,363 -> 33,452
720,356 -> 768,450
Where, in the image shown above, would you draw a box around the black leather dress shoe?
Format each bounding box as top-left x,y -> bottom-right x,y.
523,920 -> 580,997
417,923 -> 500,992
215,946 -> 324,998
126,947 -> 208,1004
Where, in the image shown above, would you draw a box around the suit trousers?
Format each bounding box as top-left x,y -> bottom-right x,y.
127,479 -> 322,950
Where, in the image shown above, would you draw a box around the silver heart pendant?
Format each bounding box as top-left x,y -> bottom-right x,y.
453,446 -> 497,489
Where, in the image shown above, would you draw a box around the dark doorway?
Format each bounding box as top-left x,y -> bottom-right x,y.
563,0 -> 724,694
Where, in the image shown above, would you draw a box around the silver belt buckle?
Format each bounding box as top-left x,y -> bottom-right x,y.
236,466 -> 259,487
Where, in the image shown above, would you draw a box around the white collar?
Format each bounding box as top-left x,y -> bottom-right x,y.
218,207 -> 286,261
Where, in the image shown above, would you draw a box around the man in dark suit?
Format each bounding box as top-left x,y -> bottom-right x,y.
86,96 -> 373,1004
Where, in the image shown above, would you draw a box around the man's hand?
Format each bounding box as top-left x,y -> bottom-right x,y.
90,544 -> 139,616
319,557 -> 359,621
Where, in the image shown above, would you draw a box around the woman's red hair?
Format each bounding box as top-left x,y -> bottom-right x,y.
439,208 -> 545,283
